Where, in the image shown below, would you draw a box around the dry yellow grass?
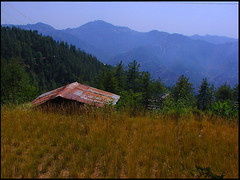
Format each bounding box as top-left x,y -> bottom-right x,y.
1,104 -> 239,178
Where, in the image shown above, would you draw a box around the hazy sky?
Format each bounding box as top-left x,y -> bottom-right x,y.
1,1 -> 238,38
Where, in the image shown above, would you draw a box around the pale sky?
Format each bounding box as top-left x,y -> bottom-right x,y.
1,1 -> 238,38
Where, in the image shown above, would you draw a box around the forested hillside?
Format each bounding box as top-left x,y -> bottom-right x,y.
1,26 -> 106,104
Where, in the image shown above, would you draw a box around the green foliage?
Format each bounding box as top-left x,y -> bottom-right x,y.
1,57 -> 39,104
197,78 -> 215,111
232,84 -> 239,102
151,77 -> 168,99
172,75 -> 194,107
98,60 -> 169,111
210,100 -> 238,118
215,82 -> 233,102
161,96 -> 189,118
95,66 -> 118,94
139,71 -> 153,109
116,90 -> 143,116
126,60 -> 140,93
113,61 -> 126,94
103,70 -> 117,94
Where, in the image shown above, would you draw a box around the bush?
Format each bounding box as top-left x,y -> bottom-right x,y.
115,90 -> 143,116
161,97 -> 191,120
210,100 -> 238,119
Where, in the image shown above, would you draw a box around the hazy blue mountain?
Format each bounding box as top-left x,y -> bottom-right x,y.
2,20 -> 238,89
62,20 -> 147,60
109,41 -> 238,89
205,42 -> 239,87
190,34 -> 238,44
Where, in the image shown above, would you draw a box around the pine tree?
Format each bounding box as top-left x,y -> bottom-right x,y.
197,78 -> 214,111
152,77 -> 167,99
1,57 -> 38,104
232,84 -> 239,103
103,70 -> 117,93
215,82 -> 233,102
114,61 -> 126,93
172,75 -> 194,107
126,60 -> 140,93
140,71 -> 153,109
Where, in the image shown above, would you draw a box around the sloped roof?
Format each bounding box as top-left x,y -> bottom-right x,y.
32,82 -> 120,107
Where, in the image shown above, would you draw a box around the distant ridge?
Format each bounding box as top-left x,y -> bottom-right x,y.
190,34 -> 238,44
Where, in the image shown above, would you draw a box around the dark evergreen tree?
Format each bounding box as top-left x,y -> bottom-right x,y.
215,82 -> 233,102
103,70 -> 117,93
232,84 -> 239,103
197,78 -> 214,111
172,75 -> 194,107
140,71 -> 153,109
1,57 -> 38,104
95,66 -> 107,91
152,77 -> 167,99
114,61 -> 126,93
126,60 -> 140,93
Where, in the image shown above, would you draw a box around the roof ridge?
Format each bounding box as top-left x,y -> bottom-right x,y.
57,82 -> 79,97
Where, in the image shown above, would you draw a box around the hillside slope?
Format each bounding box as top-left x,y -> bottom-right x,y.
1,26 -> 105,93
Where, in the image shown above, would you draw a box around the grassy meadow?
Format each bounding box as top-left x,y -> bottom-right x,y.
1,103 -> 239,178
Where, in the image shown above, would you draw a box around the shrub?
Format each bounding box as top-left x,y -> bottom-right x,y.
115,90 -> 143,116
161,97 -> 190,120
210,100 -> 238,119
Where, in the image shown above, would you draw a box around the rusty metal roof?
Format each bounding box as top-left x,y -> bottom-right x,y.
32,82 -> 120,107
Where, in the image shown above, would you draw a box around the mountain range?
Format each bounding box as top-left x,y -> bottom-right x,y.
2,20 -> 238,89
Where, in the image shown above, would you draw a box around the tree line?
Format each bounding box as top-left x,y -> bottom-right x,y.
93,60 -> 238,117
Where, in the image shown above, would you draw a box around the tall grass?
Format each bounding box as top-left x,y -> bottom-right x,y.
1,103 -> 239,178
